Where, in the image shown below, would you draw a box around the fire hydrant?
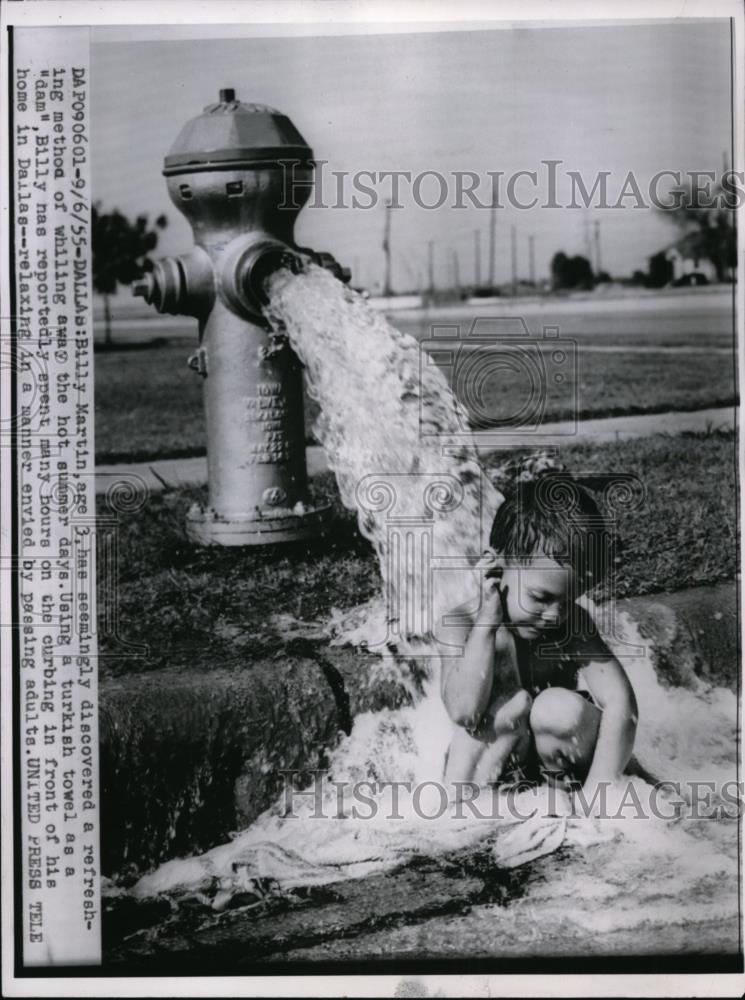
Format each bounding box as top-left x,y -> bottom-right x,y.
133,88 -> 349,545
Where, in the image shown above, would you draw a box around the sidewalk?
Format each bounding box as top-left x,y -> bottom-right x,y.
95,446 -> 329,495
95,405 -> 735,495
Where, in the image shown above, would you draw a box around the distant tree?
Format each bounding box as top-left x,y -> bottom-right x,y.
647,250 -> 673,289
659,175 -> 736,283
551,251 -> 595,291
92,203 -> 167,345
631,269 -> 648,287
571,255 -> 595,290
550,251 -> 570,290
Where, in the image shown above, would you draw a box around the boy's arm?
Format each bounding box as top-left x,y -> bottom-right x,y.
440,573 -> 513,730
576,632 -> 638,791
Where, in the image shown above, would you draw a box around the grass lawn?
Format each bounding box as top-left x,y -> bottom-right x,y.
94,337 -> 736,462
98,430 -> 737,678
94,340 -> 322,463
436,346 -> 735,426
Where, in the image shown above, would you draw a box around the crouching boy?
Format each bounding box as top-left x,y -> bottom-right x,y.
441,467 -> 638,802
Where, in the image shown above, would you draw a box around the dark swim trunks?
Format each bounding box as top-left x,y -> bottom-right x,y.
576,688 -> 599,707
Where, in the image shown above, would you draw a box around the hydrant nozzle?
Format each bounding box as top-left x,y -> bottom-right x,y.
223,237 -> 303,319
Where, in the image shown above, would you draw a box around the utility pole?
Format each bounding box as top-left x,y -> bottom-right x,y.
528,234 -> 536,286
427,240 -> 435,295
451,248 -> 461,297
399,252 -> 417,293
583,212 -> 592,261
510,224 -> 517,295
593,220 -> 602,276
383,199 -> 392,297
488,177 -> 497,289
474,229 -> 481,289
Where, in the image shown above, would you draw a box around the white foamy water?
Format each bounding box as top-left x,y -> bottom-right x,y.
133,268 -> 738,947
270,266 -> 504,637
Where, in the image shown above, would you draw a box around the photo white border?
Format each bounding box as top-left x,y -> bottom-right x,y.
1,0 -> 743,996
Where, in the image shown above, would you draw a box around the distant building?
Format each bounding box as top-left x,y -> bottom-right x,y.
665,233 -> 718,282
648,233 -> 717,287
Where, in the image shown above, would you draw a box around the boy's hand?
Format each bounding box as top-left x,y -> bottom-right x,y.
576,778 -> 628,820
475,550 -> 506,626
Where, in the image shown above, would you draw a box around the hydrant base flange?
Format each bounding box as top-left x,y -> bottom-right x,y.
185,502 -> 331,546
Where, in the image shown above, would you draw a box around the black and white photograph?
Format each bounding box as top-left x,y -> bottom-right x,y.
2,2 -> 743,996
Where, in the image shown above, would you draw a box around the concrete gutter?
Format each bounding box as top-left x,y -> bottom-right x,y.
100,581 -> 738,877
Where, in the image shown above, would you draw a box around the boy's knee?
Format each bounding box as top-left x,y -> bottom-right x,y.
510,688 -> 532,718
530,687 -> 584,738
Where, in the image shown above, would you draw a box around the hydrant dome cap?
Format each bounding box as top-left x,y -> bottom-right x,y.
163,91 -> 313,174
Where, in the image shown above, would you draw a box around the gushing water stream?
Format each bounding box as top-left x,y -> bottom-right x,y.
134,268 -> 738,951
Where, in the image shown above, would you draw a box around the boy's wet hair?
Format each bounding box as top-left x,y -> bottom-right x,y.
489,467 -> 614,593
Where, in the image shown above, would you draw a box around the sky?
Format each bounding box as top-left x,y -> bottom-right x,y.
91,20 -> 733,291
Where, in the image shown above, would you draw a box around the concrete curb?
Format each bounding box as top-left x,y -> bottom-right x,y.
100,644 -> 415,876
618,582 -> 739,692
